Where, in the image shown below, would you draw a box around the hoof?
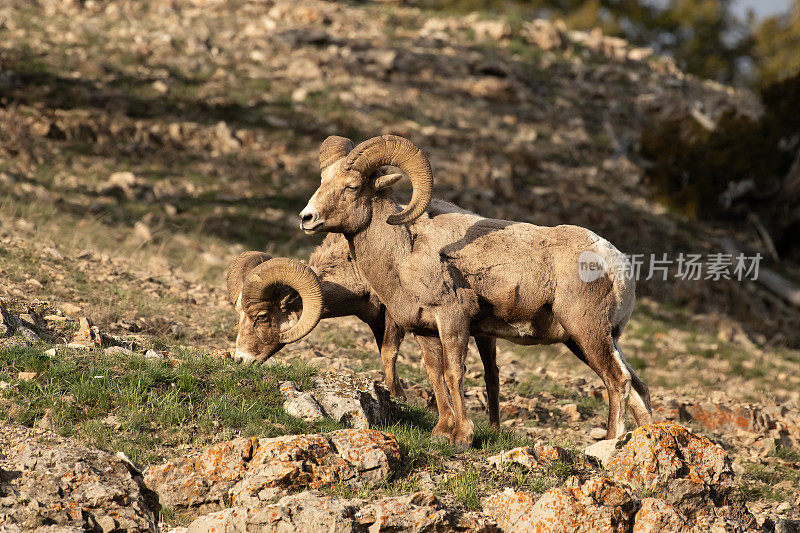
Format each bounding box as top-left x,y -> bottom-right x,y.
431,431 -> 451,444
450,426 -> 474,451
451,435 -> 473,451
431,420 -> 453,443
389,388 -> 407,401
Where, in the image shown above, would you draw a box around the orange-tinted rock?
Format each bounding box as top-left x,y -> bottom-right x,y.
328,429 -> 401,487
607,422 -> 730,492
72,316 -> 103,348
356,491 -> 497,532
606,422 -> 755,528
560,403 -> 582,421
1,430 -> 158,532
633,498 -> 691,533
483,477 -> 636,533
144,437 -> 257,511
187,491 -> 497,533
228,434 -> 332,506
186,492 -> 358,533
145,430 -> 401,518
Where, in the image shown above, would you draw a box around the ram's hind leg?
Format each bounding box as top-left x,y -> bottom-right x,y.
415,335 -> 454,442
565,334 -> 631,439
615,338 -> 651,427
475,336 -> 500,427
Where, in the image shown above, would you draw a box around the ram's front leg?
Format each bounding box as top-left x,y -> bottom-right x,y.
437,313 -> 474,450
367,310 -> 406,399
416,335 -> 454,442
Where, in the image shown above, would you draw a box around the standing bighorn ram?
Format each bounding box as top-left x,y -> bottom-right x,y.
225,204 -> 502,425
300,135 -> 652,447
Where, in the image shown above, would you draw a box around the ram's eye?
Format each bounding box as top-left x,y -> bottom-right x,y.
344,184 -> 359,191
254,312 -> 269,324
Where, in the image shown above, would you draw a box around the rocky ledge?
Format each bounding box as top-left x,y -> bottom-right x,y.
3,418 -> 799,532
0,424 -> 158,533
144,429 -> 401,513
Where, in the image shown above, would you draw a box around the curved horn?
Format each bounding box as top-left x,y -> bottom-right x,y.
344,135 -> 433,225
241,258 -> 323,343
319,136 -> 355,172
226,251 -> 271,305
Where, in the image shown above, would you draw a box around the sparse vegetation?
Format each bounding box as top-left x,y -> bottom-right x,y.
0,344 -> 334,464
741,461 -> 800,502
441,467 -> 484,509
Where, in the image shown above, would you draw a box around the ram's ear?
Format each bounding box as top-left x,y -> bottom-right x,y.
373,173 -> 403,192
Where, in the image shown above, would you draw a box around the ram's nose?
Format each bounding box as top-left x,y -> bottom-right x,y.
299,206 -> 322,234
233,349 -> 258,366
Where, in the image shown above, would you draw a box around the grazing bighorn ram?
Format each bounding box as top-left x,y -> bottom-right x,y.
300,135 -> 652,447
225,208 -> 502,424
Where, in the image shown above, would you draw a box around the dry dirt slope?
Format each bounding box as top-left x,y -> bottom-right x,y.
0,0 -> 799,529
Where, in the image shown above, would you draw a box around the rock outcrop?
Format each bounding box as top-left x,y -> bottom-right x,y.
482,423 -> 758,532
144,429 -> 400,516
0,425 -> 158,532
483,477 -> 637,533
280,373 -> 399,429
486,443 -> 593,471
583,422 -> 757,531
605,422 -> 755,529
185,491 -> 497,533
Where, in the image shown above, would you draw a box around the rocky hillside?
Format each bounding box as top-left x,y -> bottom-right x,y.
1,0 -> 799,531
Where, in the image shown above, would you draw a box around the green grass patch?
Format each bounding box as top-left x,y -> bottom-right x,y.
0,344 -> 339,464
771,446 -> 800,462
380,403 -> 457,471
471,423 -> 532,455
740,461 -> 800,502
516,375 -> 567,398
440,467 -> 483,509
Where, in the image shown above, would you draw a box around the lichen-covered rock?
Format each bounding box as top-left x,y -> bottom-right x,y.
185,492 -> 358,533
608,422 -> 731,490
633,498 -> 693,533
606,422 -> 755,527
308,373 -> 398,429
483,477 -> 636,533
355,492 -> 498,532
280,381 -> 326,421
328,429 -> 401,488
228,433 -> 334,507
143,437 -> 257,512
71,316 -> 104,348
487,443 -> 591,471
186,491 -> 497,533
144,429 -> 400,517
276,373 -> 398,429
0,425 -> 158,532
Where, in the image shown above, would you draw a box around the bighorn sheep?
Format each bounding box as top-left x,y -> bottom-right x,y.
225,208 -> 502,424
300,135 -> 652,447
